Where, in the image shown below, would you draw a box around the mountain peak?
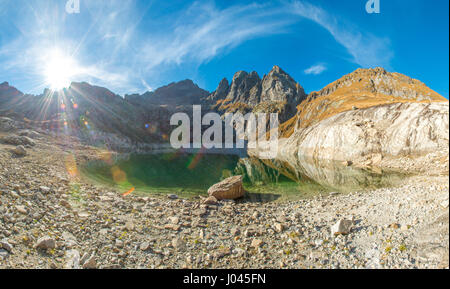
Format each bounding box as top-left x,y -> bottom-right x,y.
269,65 -> 284,74
312,67 -> 445,102
280,68 -> 448,137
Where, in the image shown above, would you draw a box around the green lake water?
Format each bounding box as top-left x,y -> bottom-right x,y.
80,152 -> 406,202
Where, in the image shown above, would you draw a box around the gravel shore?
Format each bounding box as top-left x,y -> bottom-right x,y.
0,132 -> 448,269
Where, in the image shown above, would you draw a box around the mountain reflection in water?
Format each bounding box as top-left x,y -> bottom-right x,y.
81,152 -> 405,201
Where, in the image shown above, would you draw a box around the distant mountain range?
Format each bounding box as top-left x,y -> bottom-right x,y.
0,66 -> 447,149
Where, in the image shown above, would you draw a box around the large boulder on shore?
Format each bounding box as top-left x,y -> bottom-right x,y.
207,176 -> 245,200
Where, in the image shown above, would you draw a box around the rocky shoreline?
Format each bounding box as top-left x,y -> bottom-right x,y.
0,129 -> 448,269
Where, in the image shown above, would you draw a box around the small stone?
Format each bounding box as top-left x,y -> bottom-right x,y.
35,236 -> 56,250
60,200 -> 71,209
202,196 -> 218,205
274,223 -> 284,233
168,194 -> 179,200
0,249 -> 8,259
125,221 -> 135,231
252,211 -> 261,219
62,232 -> 78,248
331,219 -> 353,236
169,217 -> 179,224
39,186 -> 51,193
15,205 -> 27,215
401,224 -> 410,231
389,223 -> 400,229
115,239 -> 124,248
77,211 -> 90,218
164,224 -> 181,231
199,229 -> 205,240
65,249 -> 80,269
344,161 -> 353,166
9,191 -> 19,198
82,256 -> 97,269
140,242 -> 151,251
251,239 -> 263,248
0,240 -> 13,253
172,238 -> 186,250
231,227 -> 241,236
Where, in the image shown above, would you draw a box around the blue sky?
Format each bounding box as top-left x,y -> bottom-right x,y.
0,0 -> 448,97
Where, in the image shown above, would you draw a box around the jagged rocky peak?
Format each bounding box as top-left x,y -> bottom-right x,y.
211,65 -> 307,108
261,65 -> 307,104
205,66 -> 308,124
206,78 -> 230,103
226,71 -> 261,105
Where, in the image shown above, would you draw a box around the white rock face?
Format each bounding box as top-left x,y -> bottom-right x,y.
279,102 -> 449,163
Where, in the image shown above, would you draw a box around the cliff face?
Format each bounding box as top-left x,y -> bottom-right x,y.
271,102 -> 449,169
280,68 -> 448,138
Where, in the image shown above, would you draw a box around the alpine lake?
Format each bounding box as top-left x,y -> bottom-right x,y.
80,151 -> 406,202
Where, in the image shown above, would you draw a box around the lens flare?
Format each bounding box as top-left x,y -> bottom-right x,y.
43,49 -> 78,90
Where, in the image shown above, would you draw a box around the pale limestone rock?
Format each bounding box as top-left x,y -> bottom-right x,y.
331,219 -> 353,236
270,102 -> 449,165
35,236 -> 56,250
65,249 -> 80,269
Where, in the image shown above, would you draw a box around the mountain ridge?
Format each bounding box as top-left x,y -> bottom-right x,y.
1,66 -> 448,147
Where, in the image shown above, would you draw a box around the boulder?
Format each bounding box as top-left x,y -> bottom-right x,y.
64,249 -> 80,269
207,176 -> 244,200
0,117 -> 16,132
34,236 -> 56,250
0,135 -> 35,146
11,145 -> 26,156
18,129 -> 40,139
331,219 -> 354,236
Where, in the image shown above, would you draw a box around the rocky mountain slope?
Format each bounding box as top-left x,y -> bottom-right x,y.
265,102 -> 449,172
0,82 -> 158,148
280,68 -> 448,138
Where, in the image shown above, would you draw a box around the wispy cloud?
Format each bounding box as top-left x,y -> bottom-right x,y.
0,0 -> 393,94
304,63 -> 327,75
290,1 -> 393,68
137,2 -> 291,70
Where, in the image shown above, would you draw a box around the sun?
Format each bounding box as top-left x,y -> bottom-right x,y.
44,49 -> 78,90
